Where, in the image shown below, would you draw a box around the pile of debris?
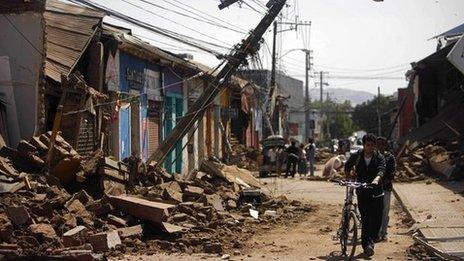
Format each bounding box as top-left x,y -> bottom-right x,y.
228,144 -> 260,171
0,138 -> 311,259
0,132 -> 86,191
395,140 -> 464,182
315,147 -> 334,164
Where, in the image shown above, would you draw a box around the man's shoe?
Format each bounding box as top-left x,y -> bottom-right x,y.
364,246 -> 375,257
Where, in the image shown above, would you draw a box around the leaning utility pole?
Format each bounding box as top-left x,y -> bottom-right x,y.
149,0 -> 288,166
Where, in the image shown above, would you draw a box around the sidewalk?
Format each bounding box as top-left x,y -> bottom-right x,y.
394,181 -> 464,259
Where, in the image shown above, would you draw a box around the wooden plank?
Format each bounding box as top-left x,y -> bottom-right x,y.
104,157 -> 128,173
108,195 -> 175,227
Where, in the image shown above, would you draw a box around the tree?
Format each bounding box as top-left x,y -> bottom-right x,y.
352,95 -> 396,137
310,99 -> 356,140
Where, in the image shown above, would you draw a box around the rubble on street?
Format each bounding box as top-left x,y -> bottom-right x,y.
395,139 -> 464,182
0,134 -> 312,259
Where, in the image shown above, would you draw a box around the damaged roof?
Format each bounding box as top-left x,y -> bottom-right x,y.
44,0 -> 104,82
432,22 -> 464,39
103,23 -> 198,72
102,22 -> 256,91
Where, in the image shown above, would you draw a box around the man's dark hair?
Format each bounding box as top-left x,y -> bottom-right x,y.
291,141 -> 296,146
362,133 -> 377,144
308,138 -> 314,143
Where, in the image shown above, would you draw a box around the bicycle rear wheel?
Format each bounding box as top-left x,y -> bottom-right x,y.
340,210 -> 358,260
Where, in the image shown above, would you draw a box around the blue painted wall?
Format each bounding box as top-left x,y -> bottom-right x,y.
118,51 -> 161,161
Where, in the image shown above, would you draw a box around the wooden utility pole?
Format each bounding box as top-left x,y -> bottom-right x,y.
304,50 -> 312,140
268,19 -> 310,137
377,86 -> 381,136
148,0 -> 288,166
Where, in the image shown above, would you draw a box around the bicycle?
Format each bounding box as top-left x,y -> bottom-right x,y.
334,180 -> 373,260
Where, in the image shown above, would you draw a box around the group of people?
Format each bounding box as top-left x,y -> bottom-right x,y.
344,134 -> 396,258
266,138 -> 317,178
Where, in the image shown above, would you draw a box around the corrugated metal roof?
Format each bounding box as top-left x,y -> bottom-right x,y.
44,0 -> 104,82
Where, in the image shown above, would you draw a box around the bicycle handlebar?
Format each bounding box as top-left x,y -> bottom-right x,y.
332,179 -> 374,189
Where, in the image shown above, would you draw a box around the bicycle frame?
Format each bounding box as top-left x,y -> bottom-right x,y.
335,180 -> 371,258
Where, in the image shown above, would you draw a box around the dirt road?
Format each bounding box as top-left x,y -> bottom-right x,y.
113,174 -> 415,260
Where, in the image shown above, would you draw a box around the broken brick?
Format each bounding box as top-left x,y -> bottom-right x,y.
162,187 -> 183,203
62,226 -> 88,247
89,231 -> 121,252
183,186 -> 204,197
203,242 -> 223,254
117,225 -> 143,239
29,223 -> 57,242
205,194 -> 224,212
172,213 -> 189,223
30,136 -> 48,152
0,213 -> 13,242
106,214 -> 127,228
65,199 -> 87,215
17,140 -> 37,154
6,206 -> 32,226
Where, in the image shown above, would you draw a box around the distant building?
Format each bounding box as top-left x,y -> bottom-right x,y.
238,69 -> 308,142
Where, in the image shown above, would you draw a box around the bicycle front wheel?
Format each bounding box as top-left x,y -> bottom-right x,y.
340,210 -> 358,260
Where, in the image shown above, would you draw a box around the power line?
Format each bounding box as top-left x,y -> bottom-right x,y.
119,0 -> 234,49
165,0 -> 248,33
69,0 -> 227,57
137,0 -> 247,34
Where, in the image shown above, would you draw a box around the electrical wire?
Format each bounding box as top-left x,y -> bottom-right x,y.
162,0 -> 249,34
69,0 -> 228,57
136,0 -> 247,34
119,0 -> 234,49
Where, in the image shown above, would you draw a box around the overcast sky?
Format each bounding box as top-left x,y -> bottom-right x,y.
97,0 -> 463,96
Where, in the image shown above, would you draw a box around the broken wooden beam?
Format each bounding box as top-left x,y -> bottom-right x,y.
108,195 -> 175,227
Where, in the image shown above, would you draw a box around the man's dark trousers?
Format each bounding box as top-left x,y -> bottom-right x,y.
285,157 -> 298,177
357,191 -> 383,250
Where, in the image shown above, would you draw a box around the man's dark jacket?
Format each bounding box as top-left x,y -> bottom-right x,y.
382,152 -> 396,191
344,149 -> 386,196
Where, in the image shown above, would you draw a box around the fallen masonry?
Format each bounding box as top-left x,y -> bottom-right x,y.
0,133 -> 313,259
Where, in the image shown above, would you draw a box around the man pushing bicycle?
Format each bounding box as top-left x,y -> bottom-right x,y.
344,133 -> 386,258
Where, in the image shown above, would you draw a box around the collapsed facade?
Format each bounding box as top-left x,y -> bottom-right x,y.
0,0 -> 264,175
395,23 -> 464,144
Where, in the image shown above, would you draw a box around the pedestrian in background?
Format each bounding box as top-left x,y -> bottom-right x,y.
285,141 -> 299,178
376,136 -> 396,241
298,143 -> 308,176
276,147 -> 284,176
306,138 -> 316,176
344,134 -> 385,258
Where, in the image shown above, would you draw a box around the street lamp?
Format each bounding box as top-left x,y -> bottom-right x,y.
280,48 -> 313,140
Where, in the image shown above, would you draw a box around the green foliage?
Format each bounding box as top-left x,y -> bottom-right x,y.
352,95 -> 397,137
310,99 -> 357,139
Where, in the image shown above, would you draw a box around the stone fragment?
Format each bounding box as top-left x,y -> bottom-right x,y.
203,242 -> 223,254
184,186 -> 204,197
17,140 -> 37,154
172,213 -> 189,223
6,206 -> 32,226
62,226 -> 88,247
205,194 -> 224,212
66,199 -> 87,215
106,214 -> 127,228
29,223 -> 57,241
89,231 -> 121,252
162,187 -> 183,203
117,225 -> 143,239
